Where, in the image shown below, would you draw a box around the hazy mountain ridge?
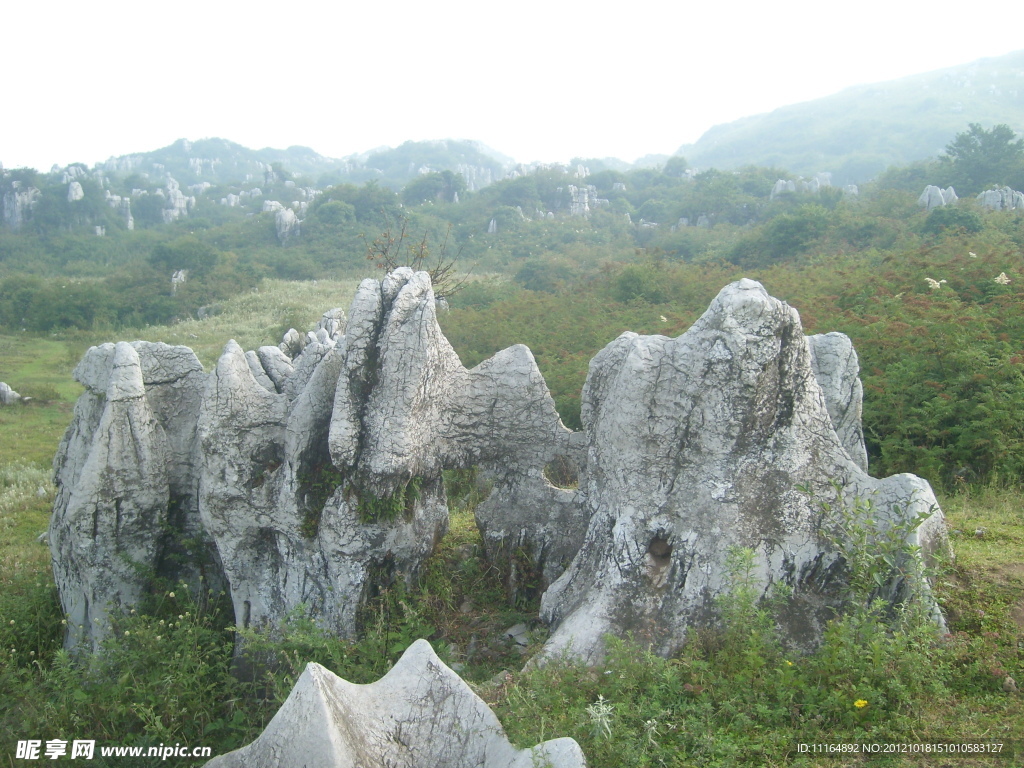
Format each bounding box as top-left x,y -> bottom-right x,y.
678,50 -> 1024,184
94,137 -> 516,191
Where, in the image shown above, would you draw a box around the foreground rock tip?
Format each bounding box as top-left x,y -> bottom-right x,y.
204,639 -> 586,767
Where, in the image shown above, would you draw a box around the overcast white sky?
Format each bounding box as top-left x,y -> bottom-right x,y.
3,1 -> 1022,171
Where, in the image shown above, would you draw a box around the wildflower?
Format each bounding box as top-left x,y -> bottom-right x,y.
786,660 -> 794,666
969,251 -> 978,258
168,592 -> 176,598
8,620 -> 13,625
124,631 -> 130,636
659,315 -> 668,322
854,699 -> 868,709
924,278 -> 947,290
995,272 -> 1011,285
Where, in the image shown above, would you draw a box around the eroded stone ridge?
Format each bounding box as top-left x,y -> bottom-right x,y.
51,269 -> 574,646
50,341 -> 204,651
50,273 -> 948,665
203,639 -> 586,768
538,279 -> 948,662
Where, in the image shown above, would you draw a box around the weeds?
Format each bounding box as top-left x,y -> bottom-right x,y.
0,463 -> 1020,766
353,476 -> 423,524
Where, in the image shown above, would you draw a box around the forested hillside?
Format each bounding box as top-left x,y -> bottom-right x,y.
4,123 -> 1024,492
680,49 -> 1024,184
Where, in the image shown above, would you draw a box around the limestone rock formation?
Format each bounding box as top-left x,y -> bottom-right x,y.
977,186 -> 1024,211
187,268 -> 571,639
49,341 -> 207,652
918,185 -> 958,209
0,382 -> 20,405
2,181 -> 41,231
275,206 -> 300,243
50,271 -> 948,668
568,184 -> 590,217
808,332 -> 868,472
538,279 -> 948,662
161,178 -> 194,223
204,639 -> 586,768
67,181 -> 84,202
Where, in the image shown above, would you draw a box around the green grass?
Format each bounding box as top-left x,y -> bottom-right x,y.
124,277 -> 361,368
0,335 -> 82,468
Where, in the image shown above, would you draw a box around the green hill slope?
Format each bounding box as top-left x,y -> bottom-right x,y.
680,50 -> 1024,184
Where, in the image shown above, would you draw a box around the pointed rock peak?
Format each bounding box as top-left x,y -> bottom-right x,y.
72,342 -> 116,393
106,342 -> 145,401
696,278 -> 797,335
381,265 -> 417,302
203,639 -> 586,767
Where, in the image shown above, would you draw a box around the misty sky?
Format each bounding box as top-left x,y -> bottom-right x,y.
4,1 -> 1023,171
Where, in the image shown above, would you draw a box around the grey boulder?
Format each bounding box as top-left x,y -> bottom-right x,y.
204,639 -> 586,768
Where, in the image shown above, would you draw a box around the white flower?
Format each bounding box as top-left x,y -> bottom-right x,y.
969,251 -> 978,258
995,272 -> 1011,285
924,278 -> 947,290
659,315 -> 667,322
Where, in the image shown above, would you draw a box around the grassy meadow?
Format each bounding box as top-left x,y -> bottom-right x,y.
0,277 -> 1021,766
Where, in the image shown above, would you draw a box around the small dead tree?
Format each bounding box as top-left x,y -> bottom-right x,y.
364,214 -> 471,298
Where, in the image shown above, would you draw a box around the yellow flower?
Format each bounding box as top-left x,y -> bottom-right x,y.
854,699 -> 868,709
785,661 -> 793,666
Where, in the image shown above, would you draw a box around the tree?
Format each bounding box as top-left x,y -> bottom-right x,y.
663,155 -> 689,178
364,214 -> 470,297
941,123 -> 1024,195
149,237 -> 220,277
401,171 -> 464,205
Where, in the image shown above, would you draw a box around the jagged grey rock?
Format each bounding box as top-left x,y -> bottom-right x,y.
275,206 -> 300,243
204,640 -> 585,768
977,186 -> 1024,211
50,271 -> 948,670
278,328 -> 304,358
0,381 -> 20,405
255,345 -> 294,393
161,178 -> 193,223
316,308 -> 346,340
808,333 -> 868,472
50,341 -> 209,651
918,185 -> 958,209
49,343 -> 171,652
538,279 -> 948,663
245,350 -> 276,392
2,182 -> 40,231
186,268 -> 578,638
